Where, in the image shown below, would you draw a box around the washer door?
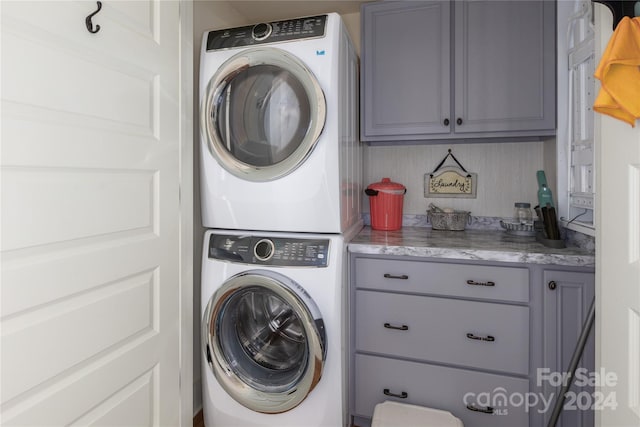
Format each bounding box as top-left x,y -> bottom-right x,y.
201,47 -> 326,182
202,270 -> 326,413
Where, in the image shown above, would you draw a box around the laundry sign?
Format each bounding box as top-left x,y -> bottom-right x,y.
425,149 -> 477,198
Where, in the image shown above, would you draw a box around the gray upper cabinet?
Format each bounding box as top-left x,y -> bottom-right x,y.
361,1 -> 451,139
361,0 -> 557,143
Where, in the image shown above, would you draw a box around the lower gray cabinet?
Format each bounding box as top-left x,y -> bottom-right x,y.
355,290 -> 530,375
355,354 -> 529,427
541,269 -> 596,427
349,254 -> 595,427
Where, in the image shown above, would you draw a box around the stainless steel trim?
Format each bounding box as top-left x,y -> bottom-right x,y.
202,270 -> 325,413
251,23 -> 272,41
201,47 -> 326,182
254,238 -> 275,261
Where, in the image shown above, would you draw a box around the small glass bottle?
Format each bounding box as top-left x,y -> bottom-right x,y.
514,202 -> 533,225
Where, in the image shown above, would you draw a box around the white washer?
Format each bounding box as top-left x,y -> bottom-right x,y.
199,13 -> 362,233
201,228 -> 353,426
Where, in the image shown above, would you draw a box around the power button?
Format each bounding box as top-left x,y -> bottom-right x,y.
252,23 -> 272,41
254,239 -> 275,261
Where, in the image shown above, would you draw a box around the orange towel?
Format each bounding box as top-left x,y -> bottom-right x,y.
594,17 -> 640,127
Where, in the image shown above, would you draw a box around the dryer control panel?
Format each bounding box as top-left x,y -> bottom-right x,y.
206,15 -> 327,51
208,234 -> 330,267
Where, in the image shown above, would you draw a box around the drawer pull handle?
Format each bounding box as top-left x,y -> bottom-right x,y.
384,322 -> 409,331
384,273 -> 409,280
466,404 -> 494,414
383,389 -> 408,399
466,333 -> 495,342
466,279 -> 495,287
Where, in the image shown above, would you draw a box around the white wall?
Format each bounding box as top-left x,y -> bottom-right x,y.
341,11 -> 361,55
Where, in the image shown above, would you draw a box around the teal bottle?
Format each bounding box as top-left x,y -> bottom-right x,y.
538,183 -> 554,208
536,170 -> 555,208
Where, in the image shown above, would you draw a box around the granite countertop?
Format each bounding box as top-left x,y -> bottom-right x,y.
349,226 -> 595,267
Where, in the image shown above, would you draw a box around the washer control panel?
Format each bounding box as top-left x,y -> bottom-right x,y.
206,15 -> 327,51
208,234 -> 329,267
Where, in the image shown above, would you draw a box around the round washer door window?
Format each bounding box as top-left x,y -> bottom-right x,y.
201,47 -> 326,182
202,270 -> 326,413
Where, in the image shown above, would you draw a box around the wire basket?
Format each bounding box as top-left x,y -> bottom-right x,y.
427,210 -> 471,231
500,219 -> 536,236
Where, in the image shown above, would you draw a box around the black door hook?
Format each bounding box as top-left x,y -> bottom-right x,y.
85,1 -> 102,34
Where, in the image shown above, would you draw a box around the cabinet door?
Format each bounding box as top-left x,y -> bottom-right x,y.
542,269 -> 595,427
454,0 -> 556,134
361,1 -> 450,140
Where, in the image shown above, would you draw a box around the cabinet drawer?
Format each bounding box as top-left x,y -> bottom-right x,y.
355,354 -> 529,427
355,258 -> 529,302
356,291 -> 529,375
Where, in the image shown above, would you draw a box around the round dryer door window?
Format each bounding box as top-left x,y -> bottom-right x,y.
202,270 -> 326,413
201,47 -> 326,182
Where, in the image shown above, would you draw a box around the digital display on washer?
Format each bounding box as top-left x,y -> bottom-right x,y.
208,234 -> 329,267
206,15 -> 327,51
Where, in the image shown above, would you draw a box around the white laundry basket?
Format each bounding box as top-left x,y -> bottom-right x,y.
371,401 -> 464,427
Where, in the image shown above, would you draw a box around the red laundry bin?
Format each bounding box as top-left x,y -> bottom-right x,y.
365,178 -> 406,231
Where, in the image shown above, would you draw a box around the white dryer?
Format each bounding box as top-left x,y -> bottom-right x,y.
201,228 -> 351,426
199,13 -> 362,233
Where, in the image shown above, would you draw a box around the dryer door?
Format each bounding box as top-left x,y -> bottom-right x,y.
202,269 -> 326,413
201,47 -> 326,182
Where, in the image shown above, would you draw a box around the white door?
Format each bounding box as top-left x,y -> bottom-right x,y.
1,1 -> 186,425
595,5 -> 640,427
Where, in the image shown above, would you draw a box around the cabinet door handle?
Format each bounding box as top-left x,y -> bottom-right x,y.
384,322 -> 409,331
466,404 -> 494,414
466,333 -> 495,342
548,280 -> 557,290
383,388 -> 408,399
443,118 -> 450,126
384,273 -> 409,280
457,118 -> 463,125
466,279 -> 495,287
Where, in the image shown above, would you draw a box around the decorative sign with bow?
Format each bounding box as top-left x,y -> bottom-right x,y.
424,149 -> 477,198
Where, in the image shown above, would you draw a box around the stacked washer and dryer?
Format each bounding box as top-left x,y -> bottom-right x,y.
199,13 -> 362,427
